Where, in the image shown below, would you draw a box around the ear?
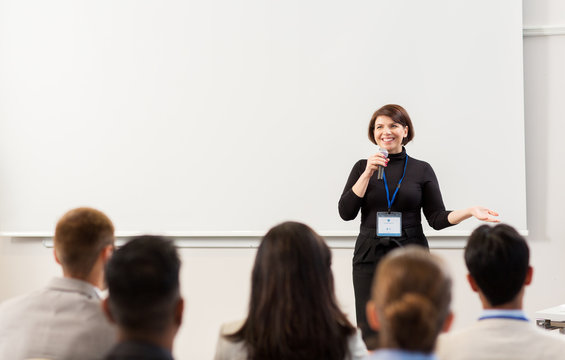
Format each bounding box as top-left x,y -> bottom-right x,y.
524,266 -> 533,286
102,298 -> 116,324
466,274 -> 480,293
441,311 -> 454,333
174,297 -> 184,327
100,244 -> 114,264
53,248 -> 61,265
403,126 -> 409,138
366,300 -> 380,331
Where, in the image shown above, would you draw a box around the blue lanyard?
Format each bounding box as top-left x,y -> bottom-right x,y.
382,155 -> 408,212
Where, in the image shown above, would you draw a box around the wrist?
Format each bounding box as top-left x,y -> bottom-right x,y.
362,169 -> 374,179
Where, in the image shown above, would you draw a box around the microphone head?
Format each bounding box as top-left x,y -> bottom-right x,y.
378,147 -> 388,157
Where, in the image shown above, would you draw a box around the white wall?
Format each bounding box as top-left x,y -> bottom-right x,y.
1,1 -> 565,359
439,0 -> 565,333
520,0 -> 565,316
0,0 -> 527,236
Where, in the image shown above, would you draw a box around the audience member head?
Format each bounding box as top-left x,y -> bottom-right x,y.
53,207 -> 115,281
464,224 -> 531,308
367,246 -> 452,353
228,221 -> 356,360
103,235 -> 183,349
368,104 -> 414,145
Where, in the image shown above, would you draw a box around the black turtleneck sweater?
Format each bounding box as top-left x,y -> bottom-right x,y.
338,147 -> 453,231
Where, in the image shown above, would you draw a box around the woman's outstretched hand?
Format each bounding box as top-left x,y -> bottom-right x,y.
469,206 -> 500,222
448,206 -> 500,225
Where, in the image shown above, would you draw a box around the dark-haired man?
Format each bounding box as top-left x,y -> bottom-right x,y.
103,235 -> 183,360
437,224 -> 565,360
0,207 -> 117,359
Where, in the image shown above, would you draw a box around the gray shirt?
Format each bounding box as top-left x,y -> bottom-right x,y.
0,277 -> 117,360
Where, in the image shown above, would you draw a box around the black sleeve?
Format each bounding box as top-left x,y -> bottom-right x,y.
421,164 -> 453,230
338,160 -> 365,221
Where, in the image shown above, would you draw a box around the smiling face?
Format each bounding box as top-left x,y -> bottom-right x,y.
373,115 -> 408,154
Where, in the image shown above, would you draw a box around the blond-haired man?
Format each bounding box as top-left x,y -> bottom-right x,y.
0,207 -> 117,360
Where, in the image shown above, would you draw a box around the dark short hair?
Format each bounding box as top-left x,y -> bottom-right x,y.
227,221 -> 355,360
105,235 -> 181,334
465,224 -> 529,306
54,207 -> 115,278
368,104 -> 414,145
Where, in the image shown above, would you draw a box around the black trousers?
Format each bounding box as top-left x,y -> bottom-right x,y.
352,225 -> 429,348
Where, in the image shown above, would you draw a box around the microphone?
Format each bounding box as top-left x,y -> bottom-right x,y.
377,147 -> 388,180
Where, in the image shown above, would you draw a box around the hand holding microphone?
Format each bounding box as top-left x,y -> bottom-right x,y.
364,148 -> 389,179
377,147 -> 388,180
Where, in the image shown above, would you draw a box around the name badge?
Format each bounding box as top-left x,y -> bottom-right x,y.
377,212 -> 402,237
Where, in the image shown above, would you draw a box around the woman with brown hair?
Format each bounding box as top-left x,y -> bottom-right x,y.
338,104 -> 498,342
213,221 -> 367,360
365,246 -> 453,359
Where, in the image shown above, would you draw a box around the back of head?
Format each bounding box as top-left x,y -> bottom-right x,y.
251,221 -> 334,317
465,224 -> 530,306
372,246 -> 452,353
54,207 -> 115,278
105,235 -> 181,336
231,221 -> 355,360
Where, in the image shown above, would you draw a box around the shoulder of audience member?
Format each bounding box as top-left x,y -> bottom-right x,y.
0,289 -> 44,312
219,319 -> 245,336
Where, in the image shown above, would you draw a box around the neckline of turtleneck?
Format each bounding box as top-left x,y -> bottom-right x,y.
387,147 -> 407,160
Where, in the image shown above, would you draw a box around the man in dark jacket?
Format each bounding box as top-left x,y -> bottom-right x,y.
103,235 -> 184,360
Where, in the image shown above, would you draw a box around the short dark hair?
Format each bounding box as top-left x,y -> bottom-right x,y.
54,207 -> 115,278
105,235 -> 181,334
465,224 -> 530,306
368,104 -> 414,145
